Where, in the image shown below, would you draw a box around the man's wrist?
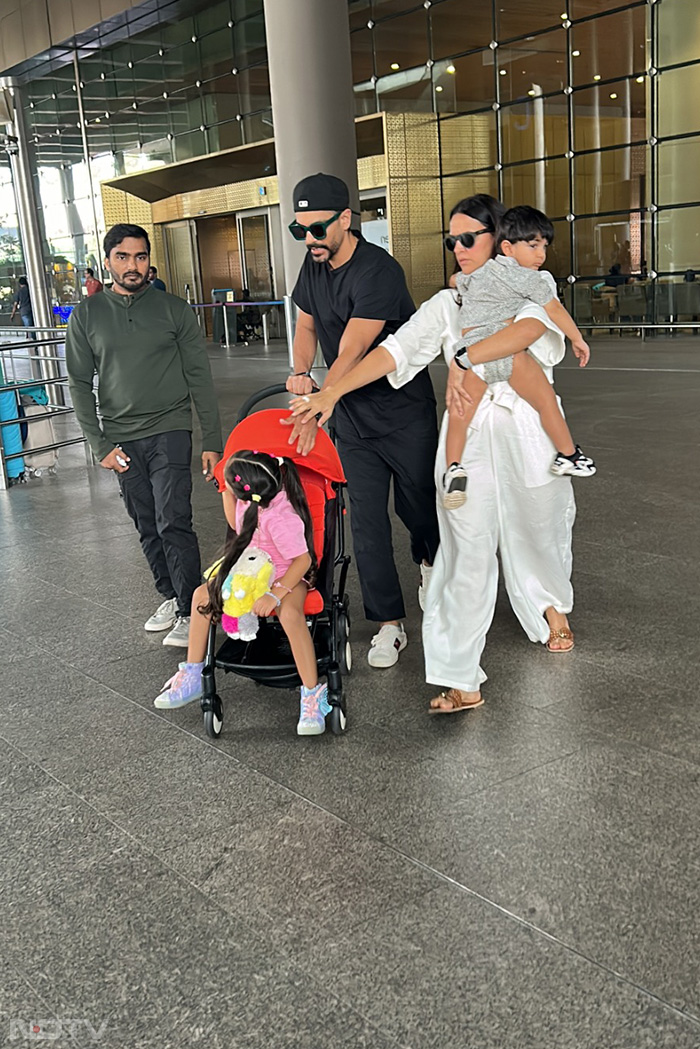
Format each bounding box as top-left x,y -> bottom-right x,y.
291,369 -> 312,377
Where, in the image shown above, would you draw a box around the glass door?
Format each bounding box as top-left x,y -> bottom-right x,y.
162,220 -> 201,303
237,210 -> 273,300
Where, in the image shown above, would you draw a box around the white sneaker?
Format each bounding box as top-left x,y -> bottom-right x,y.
418,563 -> 433,611
144,597 -> 178,632
163,616 -> 190,648
367,624 -> 407,668
443,463 -> 468,509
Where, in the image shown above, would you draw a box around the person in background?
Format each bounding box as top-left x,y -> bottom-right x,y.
10,276 -> 34,329
84,268 -> 103,296
683,269 -> 696,283
148,266 -> 166,291
66,223 -> 222,650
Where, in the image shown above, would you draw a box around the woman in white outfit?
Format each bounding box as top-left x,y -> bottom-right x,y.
290,195 -> 576,713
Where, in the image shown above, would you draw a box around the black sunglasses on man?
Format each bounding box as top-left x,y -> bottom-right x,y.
288,210 -> 345,241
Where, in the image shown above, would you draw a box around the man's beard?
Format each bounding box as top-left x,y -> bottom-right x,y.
113,271 -> 149,292
307,240 -> 338,263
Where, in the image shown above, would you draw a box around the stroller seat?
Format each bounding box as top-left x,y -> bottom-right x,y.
202,394 -> 351,738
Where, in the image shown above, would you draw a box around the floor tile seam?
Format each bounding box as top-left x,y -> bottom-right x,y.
375,852 -> 700,1030
560,644 -> 700,687
535,702 -> 700,771
0,745 -> 409,1049
2,959 -> 71,1031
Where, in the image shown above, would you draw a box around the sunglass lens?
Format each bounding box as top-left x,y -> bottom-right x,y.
289,223 -> 306,241
308,224 -> 326,240
444,235 -> 456,252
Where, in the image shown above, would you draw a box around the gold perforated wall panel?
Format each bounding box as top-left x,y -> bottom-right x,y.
384,112 -> 443,303
99,184 -> 164,271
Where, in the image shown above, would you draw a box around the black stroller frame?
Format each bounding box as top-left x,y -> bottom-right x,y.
200,385 -> 352,738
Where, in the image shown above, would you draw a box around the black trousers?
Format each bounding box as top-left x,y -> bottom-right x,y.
335,412 -> 440,623
117,430 -> 201,617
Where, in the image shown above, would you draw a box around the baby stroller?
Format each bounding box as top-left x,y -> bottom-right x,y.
201,385 -> 351,738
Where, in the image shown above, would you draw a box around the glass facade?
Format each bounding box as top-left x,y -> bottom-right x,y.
1,0 -> 700,322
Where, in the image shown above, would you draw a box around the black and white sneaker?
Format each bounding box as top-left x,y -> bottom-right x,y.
551,446 -> 596,477
443,462 -> 468,509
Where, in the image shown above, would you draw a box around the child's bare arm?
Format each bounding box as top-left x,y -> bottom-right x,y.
544,299 -> 590,367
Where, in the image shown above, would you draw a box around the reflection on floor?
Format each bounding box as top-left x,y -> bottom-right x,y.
1,336 -> 699,1048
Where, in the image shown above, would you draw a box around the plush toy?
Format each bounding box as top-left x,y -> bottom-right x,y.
205,547 -> 274,641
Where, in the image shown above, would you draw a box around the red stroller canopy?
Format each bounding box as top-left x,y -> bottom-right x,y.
214,409 -> 346,492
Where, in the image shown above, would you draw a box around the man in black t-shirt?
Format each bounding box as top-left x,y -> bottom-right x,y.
286,173 -> 439,669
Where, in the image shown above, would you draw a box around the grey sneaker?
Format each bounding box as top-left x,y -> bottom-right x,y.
163,616 -> 190,648
144,597 -> 178,632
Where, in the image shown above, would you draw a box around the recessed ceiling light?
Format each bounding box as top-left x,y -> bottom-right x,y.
560,12 -> 568,19
446,65 -> 456,74
609,92 -> 618,99
528,89 -> 536,96
435,85 -> 443,92
593,74 -> 601,81
572,50 -> 580,57
391,62 -> 400,70
499,69 -> 507,75
636,76 -> 645,83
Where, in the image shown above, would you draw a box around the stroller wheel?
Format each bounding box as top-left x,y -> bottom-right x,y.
338,612 -> 352,675
327,700 -> 346,735
204,696 -> 223,738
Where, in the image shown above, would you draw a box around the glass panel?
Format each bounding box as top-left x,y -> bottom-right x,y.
195,0 -> 231,36
242,110 -> 274,143
203,76 -> 240,124
433,50 -> 494,114
543,219 -> 571,278
574,211 -> 650,278
198,27 -> 236,82
570,0 -> 642,14
239,214 -> 272,298
351,27 -> 375,82
233,12 -> 266,67
571,6 -> 647,86
497,28 -> 568,102
207,119 -> 244,152
657,207 -> 700,273
173,128 -> 207,161
440,112 -> 497,175
431,0 -> 493,59
574,144 -> 649,213
233,0 -> 262,18
658,137 -> 700,207
377,65 -> 432,112
497,1 -> 566,40
657,0 -> 700,68
236,65 -> 270,115
349,1 -> 372,31
441,172 -> 499,226
501,157 -> 570,218
373,9 -> 429,74
500,95 -> 569,162
373,0 -> 424,14
164,222 -> 199,301
657,65 -> 700,139
573,77 -> 647,150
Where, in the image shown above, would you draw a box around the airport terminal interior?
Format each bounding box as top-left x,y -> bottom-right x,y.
2,0 -> 700,1046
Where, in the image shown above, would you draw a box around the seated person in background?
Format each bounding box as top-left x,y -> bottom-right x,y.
444,205 -> 595,509
237,288 -> 263,342
604,264 -> 629,289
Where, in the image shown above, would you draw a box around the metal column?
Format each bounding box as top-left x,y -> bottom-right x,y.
263,0 -> 360,296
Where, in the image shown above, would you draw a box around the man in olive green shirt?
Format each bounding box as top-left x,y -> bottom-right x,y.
66,223 -> 222,648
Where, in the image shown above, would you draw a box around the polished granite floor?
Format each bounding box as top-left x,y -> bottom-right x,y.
1,335 -> 699,1048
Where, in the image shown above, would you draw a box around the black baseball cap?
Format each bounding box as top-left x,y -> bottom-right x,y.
292,173 -> 350,213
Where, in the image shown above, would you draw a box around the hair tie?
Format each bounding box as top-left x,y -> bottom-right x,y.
243,484 -> 250,491
277,456 -> 284,465
251,494 -> 261,503
234,474 -> 241,482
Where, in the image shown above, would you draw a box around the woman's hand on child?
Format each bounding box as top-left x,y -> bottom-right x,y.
289,388 -> 337,428
253,593 -> 279,617
572,339 -> 590,367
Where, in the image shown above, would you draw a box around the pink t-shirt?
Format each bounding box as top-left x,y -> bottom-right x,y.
234,490 -> 309,582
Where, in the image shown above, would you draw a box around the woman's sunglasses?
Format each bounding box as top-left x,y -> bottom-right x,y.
288,210 -> 343,241
443,228 -> 490,252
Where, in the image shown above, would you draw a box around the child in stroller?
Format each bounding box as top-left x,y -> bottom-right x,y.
154,448 -> 332,735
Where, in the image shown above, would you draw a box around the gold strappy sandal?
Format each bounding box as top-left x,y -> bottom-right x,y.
428,688 -> 484,715
546,627 -> 575,653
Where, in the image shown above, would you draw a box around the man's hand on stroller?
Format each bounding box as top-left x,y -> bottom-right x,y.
280,412 -> 319,456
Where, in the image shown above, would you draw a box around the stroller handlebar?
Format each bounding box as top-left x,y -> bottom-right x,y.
235,384 -> 291,424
